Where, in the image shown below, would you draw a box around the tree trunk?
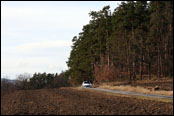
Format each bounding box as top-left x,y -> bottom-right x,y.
148,62 -> 151,80
157,45 -> 160,78
124,29 -> 129,81
133,62 -> 136,80
105,17 -> 110,69
108,52 -> 110,68
164,43 -> 168,77
160,53 -> 163,77
140,52 -> 144,80
140,41 -> 144,80
128,45 -> 131,81
127,46 -> 129,80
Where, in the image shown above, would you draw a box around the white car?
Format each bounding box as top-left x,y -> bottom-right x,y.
82,81 -> 92,88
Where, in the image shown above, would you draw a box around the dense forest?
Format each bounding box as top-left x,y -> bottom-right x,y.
66,1 -> 173,85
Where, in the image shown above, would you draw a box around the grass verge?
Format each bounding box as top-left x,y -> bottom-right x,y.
98,85 -> 173,96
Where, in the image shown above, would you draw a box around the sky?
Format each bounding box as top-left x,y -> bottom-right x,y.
1,1 -> 121,80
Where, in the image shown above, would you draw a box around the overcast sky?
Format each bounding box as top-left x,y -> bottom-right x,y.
1,1 -> 121,79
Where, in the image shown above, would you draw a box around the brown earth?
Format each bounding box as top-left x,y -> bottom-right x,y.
1,87 -> 173,115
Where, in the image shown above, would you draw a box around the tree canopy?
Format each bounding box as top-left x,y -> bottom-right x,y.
67,1 -> 173,85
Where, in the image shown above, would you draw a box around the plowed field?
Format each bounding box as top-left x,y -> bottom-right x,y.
1,87 -> 173,115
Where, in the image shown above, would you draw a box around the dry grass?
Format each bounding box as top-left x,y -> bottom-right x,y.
98,85 -> 173,96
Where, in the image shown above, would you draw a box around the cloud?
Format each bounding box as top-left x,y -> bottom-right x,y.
1,56 -> 68,75
13,40 -> 72,52
1,1 -> 121,79
1,3 -> 91,48
1,39 -> 71,76
1,4 -> 91,30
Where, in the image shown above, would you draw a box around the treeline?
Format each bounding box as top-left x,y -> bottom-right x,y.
18,72 -> 70,90
1,72 -> 70,95
67,1 -> 173,85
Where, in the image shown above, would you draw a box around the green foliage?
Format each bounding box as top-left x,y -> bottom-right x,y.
67,1 -> 173,84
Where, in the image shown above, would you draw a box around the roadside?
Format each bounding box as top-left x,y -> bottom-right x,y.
73,77 -> 173,102
92,77 -> 173,96
74,86 -> 173,103
97,85 -> 173,96
88,87 -> 172,99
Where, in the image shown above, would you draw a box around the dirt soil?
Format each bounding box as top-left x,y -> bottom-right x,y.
1,87 -> 173,115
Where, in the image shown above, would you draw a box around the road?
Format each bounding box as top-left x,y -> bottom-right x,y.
84,87 -> 173,100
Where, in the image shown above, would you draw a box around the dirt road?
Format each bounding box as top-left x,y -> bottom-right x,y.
87,87 -> 173,99
1,87 -> 173,115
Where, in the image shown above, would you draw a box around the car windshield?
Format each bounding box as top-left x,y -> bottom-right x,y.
84,81 -> 90,84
